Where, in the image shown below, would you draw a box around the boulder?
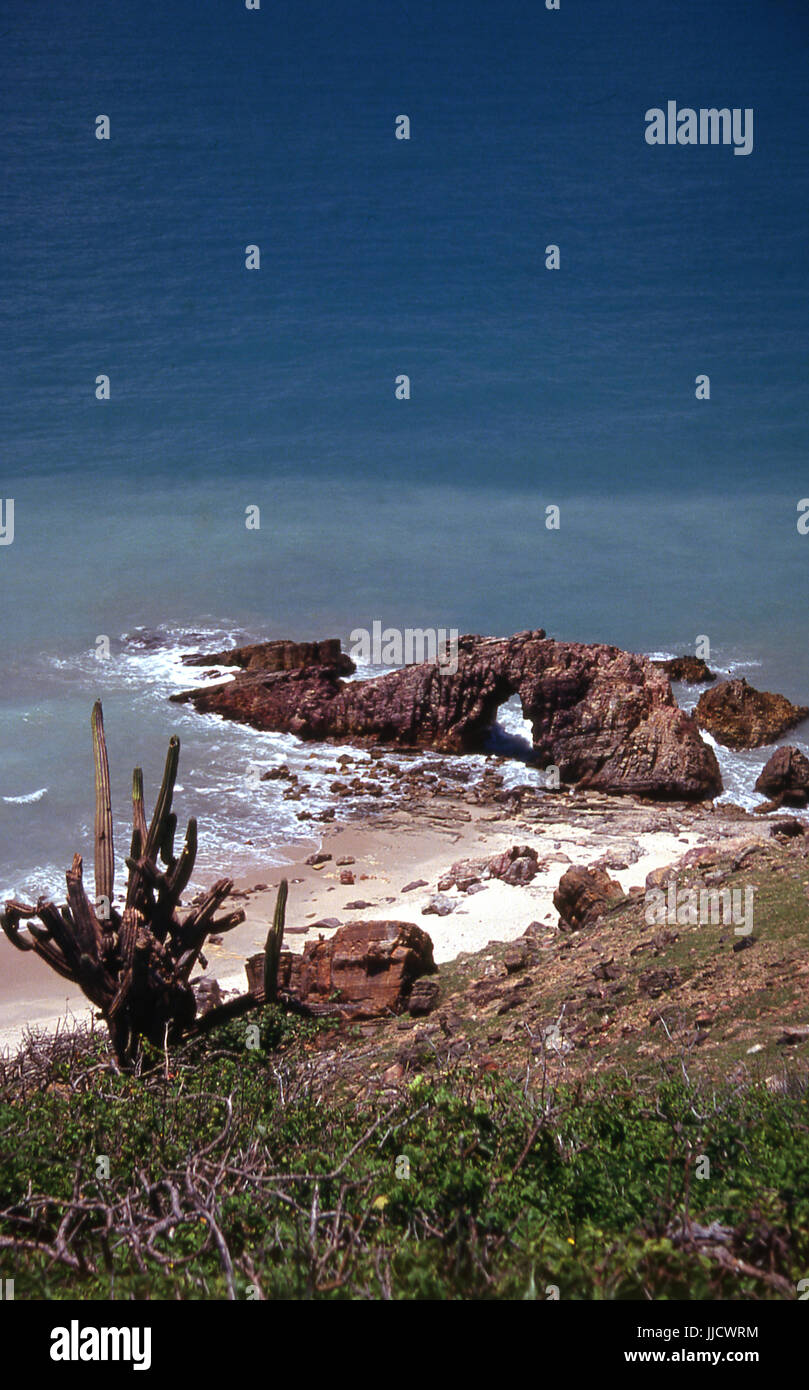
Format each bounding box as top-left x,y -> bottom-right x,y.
487,845 -> 540,886
269,920 -> 437,1019
172,630 -> 722,801
553,865 -> 624,930
422,894 -> 456,917
754,746 -> 809,806
653,656 -> 717,683
437,859 -> 485,892
696,679 -> 808,750
407,977 -> 441,1017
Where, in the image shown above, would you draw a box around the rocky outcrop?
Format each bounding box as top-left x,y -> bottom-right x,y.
181,638 -> 355,675
172,630 -> 722,800
247,920 -> 437,1020
553,865 -> 624,930
696,679 -> 808,750
486,845 -> 541,886
437,845 -> 541,892
754,746 -> 809,809
653,656 -> 716,683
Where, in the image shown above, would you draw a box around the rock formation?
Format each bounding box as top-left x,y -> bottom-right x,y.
172,629 -> 722,800
754,746 -> 809,809
653,656 -> 716,683
696,678 -> 809,750
553,865 -> 625,930
181,637 -> 355,675
246,919 -> 437,1020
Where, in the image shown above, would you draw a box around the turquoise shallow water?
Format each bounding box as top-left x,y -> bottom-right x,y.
0,1 -> 807,899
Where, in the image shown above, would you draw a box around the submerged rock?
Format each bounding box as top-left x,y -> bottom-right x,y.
653,656 -> 717,683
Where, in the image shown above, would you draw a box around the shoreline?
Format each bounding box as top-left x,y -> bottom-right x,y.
0,784 -> 776,1057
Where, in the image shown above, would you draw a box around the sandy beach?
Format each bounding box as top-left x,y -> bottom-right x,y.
0,785 -> 769,1055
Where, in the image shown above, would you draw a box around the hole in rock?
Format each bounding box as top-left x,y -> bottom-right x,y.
483,693 -> 537,763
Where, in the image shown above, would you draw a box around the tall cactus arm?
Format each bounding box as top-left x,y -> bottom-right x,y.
130,767 -> 147,858
144,737 -> 180,861
91,702 -> 114,907
167,817 -> 198,900
263,878 -> 288,1003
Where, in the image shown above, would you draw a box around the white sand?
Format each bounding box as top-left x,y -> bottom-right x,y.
0,798 -> 731,1055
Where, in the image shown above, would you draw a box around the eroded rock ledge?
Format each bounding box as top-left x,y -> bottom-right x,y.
172,629 -> 722,801
181,637 -> 355,675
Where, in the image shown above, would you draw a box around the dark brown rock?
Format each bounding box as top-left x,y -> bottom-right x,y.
653,656 -> 716,683
172,630 -> 721,801
755,746 -> 809,806
504,939 -> 532,973
408,977 -> 441,1017
191,975 -> 223,1015
638,967 -> 678,998
696,679 -> 808,750
181,637 -> 355,675
553,865 -> 624,930
770,817 -> 806,838
276,920 -> 437,1020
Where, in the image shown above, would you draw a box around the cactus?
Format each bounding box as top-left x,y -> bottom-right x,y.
91,701 -> 114,910
263,878 -> 288,1003
1,704 -> 248,1068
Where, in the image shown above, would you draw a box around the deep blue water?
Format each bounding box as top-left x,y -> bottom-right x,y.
1,0 -> 808,900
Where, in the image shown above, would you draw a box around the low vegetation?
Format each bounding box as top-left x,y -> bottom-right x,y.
0,1006 -> 807,1300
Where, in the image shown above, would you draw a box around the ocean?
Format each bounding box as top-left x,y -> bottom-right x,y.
1,0 -> 808,904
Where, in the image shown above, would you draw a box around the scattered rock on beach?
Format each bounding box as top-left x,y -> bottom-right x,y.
422,894 -> 456,917
487,845 -> 540,886
438,859 -> 483,892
